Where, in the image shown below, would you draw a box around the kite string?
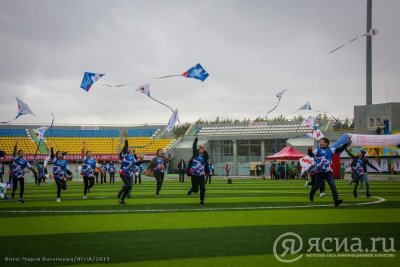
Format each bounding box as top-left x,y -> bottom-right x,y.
329,33 -> 368,54
102,74 -> 182,88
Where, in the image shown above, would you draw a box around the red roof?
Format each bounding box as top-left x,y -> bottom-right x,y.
265,146 -> 306,161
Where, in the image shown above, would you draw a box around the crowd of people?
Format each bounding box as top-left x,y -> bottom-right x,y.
1,136 -> 382,207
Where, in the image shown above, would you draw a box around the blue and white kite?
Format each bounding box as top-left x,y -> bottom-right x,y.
80,72 -> 105,92
102,63 -> 210,87
181,63 -> 209,82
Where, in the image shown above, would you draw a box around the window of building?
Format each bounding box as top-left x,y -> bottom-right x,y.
369,118 -> 375,127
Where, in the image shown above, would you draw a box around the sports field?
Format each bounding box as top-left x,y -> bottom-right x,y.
0,177 -> 399,267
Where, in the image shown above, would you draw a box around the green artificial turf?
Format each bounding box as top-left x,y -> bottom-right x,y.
0,177 -> 399,267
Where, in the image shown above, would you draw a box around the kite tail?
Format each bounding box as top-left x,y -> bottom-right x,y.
266,98 -> 281,117
130,128 -> 169,149
148,96 -> 175,113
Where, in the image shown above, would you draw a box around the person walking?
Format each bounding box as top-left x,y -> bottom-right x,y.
347,149 -> 379,198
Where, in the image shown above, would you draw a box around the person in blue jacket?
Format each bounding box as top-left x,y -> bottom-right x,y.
308,137 -> 351,207
81,145 -> 97,199
50,147 -> 73,202
187,134 -> 209,205
118,139 -> 141,204
10,142 -> 38,203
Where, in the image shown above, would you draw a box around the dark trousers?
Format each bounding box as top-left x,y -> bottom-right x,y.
135,173 -> 141,184
35,175 -> 41,186
119,175 -> 132,201
83,176 -> 95,195
155,172 -> 164,195
101,172 -> 107,184
40,175 -> 46,184
206,174 -> 212,184
310,172 -> 339,201
12,177 -> 24,199
307,175 -> 325,193
94,173 -> 99,184
55,178 -> 67,198
109,173 -> 115,184
0,173 -> 3,183
179,170 -> 185,183
189,175 -> 206,201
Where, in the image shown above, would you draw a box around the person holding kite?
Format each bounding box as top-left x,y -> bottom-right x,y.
10,141 -> 38,203
50,147 -> 72,202
118,139 -> 141,204
81,143 -> 97,199
308,137 -> 351,207
187,134 -> 209,205
148,149 -> 171,197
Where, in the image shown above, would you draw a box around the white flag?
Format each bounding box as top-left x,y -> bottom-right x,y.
308,128 -> 324,140
166,109 -> 179,132
32,126 -> 49,141
44,150 -> 51,168
299,156 -> 315,176
136,84 -> 151,97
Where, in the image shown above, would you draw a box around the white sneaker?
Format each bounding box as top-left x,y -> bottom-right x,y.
56,198 -> 61,202
83,195 -> 87,199
304,181 -> 309,189
319,192 -> 326,198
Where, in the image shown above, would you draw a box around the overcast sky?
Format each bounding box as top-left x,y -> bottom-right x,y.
0,0 -> 399,126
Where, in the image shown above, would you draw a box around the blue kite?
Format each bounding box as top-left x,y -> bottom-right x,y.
80,72 -> 105,92
182,63 -> 209,82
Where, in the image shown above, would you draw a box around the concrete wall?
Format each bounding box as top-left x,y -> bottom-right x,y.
354,102 -> 400,134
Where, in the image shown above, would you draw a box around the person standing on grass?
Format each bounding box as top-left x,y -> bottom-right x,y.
205,160 -> 213,184
81,144 -> 97,199
340,163 -> 346,179
187,134 -> 209,205
118,139 -> 141,204
50,147 -> 72,202
101,161 -> 107,184
10,142 -> 38,203
149,149 -> 171,197
177,159 -> 186,183
308,137 -> 351,207
347,149 -> 379,198
108,161 -> 116,184
226,162 -> 232,184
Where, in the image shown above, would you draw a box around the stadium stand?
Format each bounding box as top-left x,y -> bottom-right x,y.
0,127 -> 174,156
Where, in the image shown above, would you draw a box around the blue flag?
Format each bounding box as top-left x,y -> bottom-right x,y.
182,64 -> 209,82
80,72 -> 105,92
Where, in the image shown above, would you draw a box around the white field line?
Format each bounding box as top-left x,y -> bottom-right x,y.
0,197 -> 386,214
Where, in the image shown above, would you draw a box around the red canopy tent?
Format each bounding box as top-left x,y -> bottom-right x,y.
265,146 -> 306,161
